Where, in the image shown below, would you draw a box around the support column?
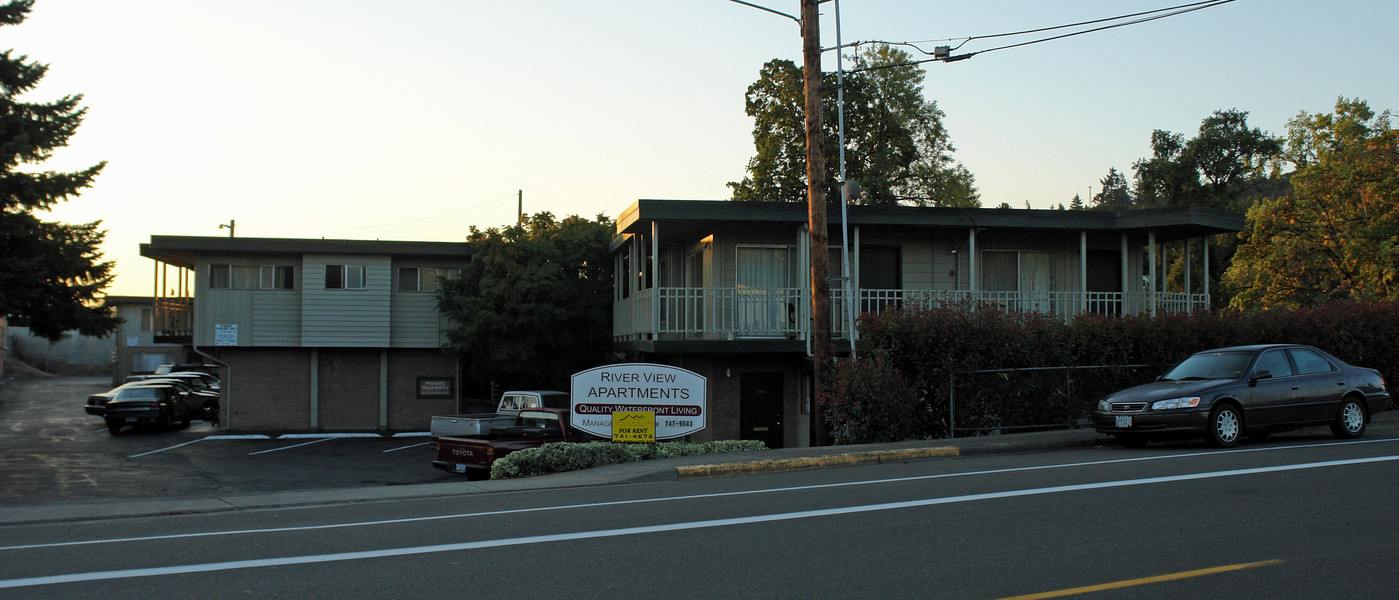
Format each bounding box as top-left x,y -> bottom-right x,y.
310,348 -> 319,429
1148,232 -> 1158,317
379,349 -> 389,430
1079,231 -> 1088,318
968,229 -> 978,293
1120,234 -> 1129,315
651,221 -> 660,339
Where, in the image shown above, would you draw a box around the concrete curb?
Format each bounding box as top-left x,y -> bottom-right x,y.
676,446 -> 961,479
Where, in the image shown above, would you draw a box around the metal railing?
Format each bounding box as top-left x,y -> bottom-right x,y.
613,287 -> 1210,342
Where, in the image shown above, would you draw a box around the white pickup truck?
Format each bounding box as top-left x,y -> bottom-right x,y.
429,390 -> 570,439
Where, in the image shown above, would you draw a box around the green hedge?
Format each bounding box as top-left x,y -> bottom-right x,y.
823,301 -> 1399,443
489,439 -> 769,479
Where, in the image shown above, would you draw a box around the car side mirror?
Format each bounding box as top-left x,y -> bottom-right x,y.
1249,369 -> 1273,384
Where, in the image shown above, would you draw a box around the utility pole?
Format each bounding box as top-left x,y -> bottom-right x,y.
802,0 -> 831,446
516,190 -> 523,226
219,220 -> 235,238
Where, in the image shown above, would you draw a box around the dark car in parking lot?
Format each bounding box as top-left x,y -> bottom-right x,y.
86,378 -> 219,420
102,385 -> 193,434
1094,344 -> 1390,447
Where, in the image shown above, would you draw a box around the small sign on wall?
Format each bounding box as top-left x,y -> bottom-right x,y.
214,324 -> 238,346
417,377 -> 455,399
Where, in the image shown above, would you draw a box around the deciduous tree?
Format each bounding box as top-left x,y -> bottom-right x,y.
728,44 -> 978,207
437,213 -> 615,390
0,0 -> 117,340
1224,98 -> 1399,309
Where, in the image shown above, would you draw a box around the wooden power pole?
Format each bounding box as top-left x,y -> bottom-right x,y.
801,0 -> 831,446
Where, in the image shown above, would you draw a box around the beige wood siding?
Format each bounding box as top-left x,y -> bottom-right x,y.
301,255 -> 392,347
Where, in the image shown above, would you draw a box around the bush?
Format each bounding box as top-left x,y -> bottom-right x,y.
489,439 -> 768,479
828,300 -> 1399,443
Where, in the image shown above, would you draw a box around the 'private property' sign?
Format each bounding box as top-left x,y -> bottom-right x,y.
570,363 -> 707,439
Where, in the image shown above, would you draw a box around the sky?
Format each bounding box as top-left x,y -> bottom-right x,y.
9,0 -> 1398,296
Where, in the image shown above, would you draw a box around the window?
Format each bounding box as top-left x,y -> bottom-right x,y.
398,267 -> 451,292
1253,349 -> 1295,378
326,264 -> 367,289
210,264 -> 293,290
261,266 -> 295,290
1289,348 -> 1335,375
209,264 -> 231,289
139,308 -> 153,332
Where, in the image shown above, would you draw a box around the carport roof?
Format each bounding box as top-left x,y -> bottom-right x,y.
140,235 -> 475,269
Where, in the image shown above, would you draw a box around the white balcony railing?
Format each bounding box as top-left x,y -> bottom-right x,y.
614,287 -> 1210,343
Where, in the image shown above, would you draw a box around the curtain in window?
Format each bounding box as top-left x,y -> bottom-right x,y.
736,248 -> 792,337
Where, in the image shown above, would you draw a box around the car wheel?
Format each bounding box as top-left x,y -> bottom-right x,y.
160,413 -> 172,431
106,420 -> 122,435
1330,398 -> 1367,439
1206,404 -> 1242,448
1114,434 -> 1148,447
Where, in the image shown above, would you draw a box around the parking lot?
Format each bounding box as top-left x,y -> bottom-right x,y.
0,376 -> 457,505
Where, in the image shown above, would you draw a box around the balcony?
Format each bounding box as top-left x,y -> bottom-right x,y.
614,287 -> 1209,344
152,297 -> 193,344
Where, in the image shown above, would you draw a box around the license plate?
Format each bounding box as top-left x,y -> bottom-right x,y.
1115,415 -> 1132,428
453,464 -> 467,474
126,417 -> 139,423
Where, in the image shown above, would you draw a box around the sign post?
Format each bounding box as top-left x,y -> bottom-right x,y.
570,363 -> 706,440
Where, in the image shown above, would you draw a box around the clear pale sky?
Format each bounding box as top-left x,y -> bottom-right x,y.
10,0 -> 1397,296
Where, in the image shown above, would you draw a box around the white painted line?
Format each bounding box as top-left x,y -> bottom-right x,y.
248,438 -> 333,456
4,453 -> 1396,589
206,435 -> 272,440
129,438 -> 208,458
391,432 -> 432,438
8,436 -> 1391,554
383,442 -> 430,453
278,433 -> 382,439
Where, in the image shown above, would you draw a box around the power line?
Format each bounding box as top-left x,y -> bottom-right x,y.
849,0 -> 1239,72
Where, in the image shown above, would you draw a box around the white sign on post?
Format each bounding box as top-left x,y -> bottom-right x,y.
570,363 -> 706,440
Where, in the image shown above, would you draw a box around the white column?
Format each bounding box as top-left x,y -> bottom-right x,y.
968,229 -> 978,293
1079,231 -> 1088,317
1148,231 -> 1157,317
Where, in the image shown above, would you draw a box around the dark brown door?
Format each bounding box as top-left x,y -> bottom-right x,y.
740,373 -> 784,449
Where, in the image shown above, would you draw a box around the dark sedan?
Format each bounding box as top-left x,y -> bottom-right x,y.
102,385 -> 193,434
1094,344 -> 1390,447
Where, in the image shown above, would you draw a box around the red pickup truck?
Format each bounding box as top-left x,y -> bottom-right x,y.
432,408 -> 596,479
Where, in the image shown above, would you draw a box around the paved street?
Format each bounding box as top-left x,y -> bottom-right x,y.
2,427 -> 1397,598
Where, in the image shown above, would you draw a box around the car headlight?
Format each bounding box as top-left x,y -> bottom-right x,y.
1097,400 -> 1112,412
1151,397 -> 1201,410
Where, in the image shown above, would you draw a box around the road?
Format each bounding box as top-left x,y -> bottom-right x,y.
2,428 -> 1396,598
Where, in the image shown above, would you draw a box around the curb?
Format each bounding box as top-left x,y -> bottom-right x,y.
675,446 -> 960,479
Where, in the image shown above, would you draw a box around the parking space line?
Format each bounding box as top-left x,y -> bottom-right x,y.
383,441 -> 430,453
248,438 -> 333,456
129,438 -> 209,458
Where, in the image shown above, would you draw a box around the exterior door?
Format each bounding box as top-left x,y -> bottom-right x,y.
1245,349 -> 1304,426
1290,347 -> 1346,421
740,372 -> 784,449
736,247 -> 793,337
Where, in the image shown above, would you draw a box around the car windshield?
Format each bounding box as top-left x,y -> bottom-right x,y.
1161,351 -> 1253,381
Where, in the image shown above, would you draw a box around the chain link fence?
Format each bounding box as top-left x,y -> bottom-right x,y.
945,364 -> 1163,438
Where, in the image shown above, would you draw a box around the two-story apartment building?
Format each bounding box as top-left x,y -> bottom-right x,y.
610,199 -> 1246,449
140,236 -> 473,431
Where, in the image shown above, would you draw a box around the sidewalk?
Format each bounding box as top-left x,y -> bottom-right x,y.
3,408 -> 1393,526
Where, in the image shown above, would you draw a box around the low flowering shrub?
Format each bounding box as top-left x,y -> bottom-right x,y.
489,439 -> 768,479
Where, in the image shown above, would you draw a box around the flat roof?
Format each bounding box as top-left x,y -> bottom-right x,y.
614,199 -> 1245,240
141,236 -> 474,269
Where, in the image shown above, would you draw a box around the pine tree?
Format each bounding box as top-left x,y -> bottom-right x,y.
0,0 -> 117,340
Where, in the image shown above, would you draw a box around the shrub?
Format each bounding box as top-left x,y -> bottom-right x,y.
489,439 -> 768,479
829,300 -> 1399,443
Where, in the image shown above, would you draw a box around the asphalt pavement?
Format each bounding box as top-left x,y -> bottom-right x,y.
4,405 -> 1394,527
